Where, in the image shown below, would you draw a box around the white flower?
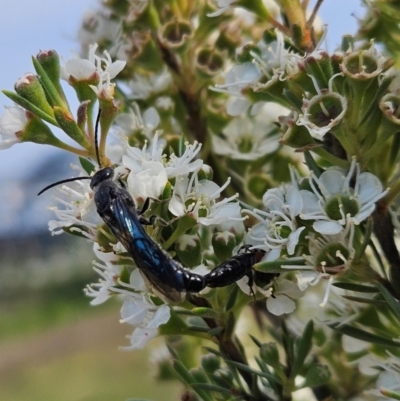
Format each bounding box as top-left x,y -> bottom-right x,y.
300,158 -> 388,235
47,165 -> 100,239
78,11 -> 122,55
367,353 -> 400,398
266,278 -> 304,315
165,141 -> 203,178
85,244 -> 123,305
116,103 -> 160,139
212,62 -> 262,115
127,160 -> 168,201
297,76 -> 347,140
244,168 -> 305,256
125,68 -> 172,100
120,293 -> 171,350
169,175 -> 244,226
207,0 -> 238,17
212,102 -> 286,159
0,105 -> 27,149
253,30 -> 301,81
61,43 -> 126,84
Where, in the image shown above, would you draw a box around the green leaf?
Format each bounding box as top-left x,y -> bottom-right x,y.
225,284 -> 240,311
301,364 -> 331,388
329,322 -> 400,347
225,360 -> 282,384
32,56 -> 66,109
249,334 -> 262,348
333,282 -> 379,293
376,281 -> 400,320
304,151 -> 322,177
359,74 -> 393,126
202,347 -> 222,357
254,258 -> 308,273
2,90 -> 58,125
207,327 -> 224,336
171,360 -> 212,401
79,157 -> 96,175
291,320 -> 314,379
341,295 -> 387,306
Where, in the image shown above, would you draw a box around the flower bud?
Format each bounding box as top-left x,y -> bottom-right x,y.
201,353 -> 221,373
189,367 -> 209,386
211,368 -> 234,389
36,50 -> 67,103
14,73 -> 54,116
304,51 -> 333,92
174,234 -> 202,267
53,107 -> 90,148
245,173 -> 273,201
212,231 -> 236,263
260,342 -> 281,369
197,164 -> 213,181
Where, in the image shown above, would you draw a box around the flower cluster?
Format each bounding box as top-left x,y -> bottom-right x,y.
3,1 -> 400,399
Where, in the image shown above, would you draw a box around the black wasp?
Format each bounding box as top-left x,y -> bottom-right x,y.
39,111 -> 273,301
206,246 -> 278,296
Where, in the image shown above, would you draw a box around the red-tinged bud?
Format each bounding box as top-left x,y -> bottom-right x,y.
53,106 -> 90,148
36,50 -> 67,104
14,73 -> 54,116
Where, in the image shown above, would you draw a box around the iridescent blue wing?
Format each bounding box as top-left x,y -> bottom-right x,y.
110,195 -> 186,301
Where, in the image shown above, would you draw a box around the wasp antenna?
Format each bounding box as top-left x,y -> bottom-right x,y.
95,108 -> 101,168
38,176 -> 91,196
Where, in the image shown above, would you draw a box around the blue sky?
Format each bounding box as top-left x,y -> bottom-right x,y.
0,0 -> 364,234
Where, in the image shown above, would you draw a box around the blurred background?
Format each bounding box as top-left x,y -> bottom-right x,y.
0,1 -> 364,400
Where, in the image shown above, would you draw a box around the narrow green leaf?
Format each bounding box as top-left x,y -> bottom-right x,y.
333,282 -> 378,293
249,334 -> 262,348
354,217 -> 373,262
191,383 -> 232,393
254,258 -> 308,273
304,151 -> 322,177
79,157 -> 95,174
291,320 -> 313,379
187,325 -> 211,333
329,322 -> 400,347
207,326 -> 224,336
172,359 -> 213,401
202,346 -> 222,357
341,295 -> 387,306
225,360 -> 282,384
32,56 -> 66,109
376,282 -> 400,320
225,284 -> 239,311
359,75 -> 393,125
2,90 -> 58,125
